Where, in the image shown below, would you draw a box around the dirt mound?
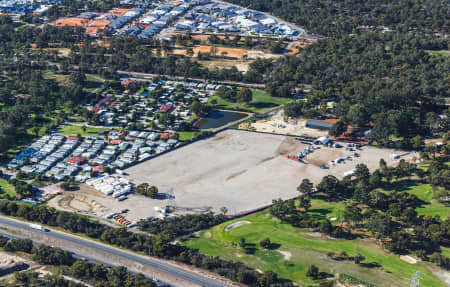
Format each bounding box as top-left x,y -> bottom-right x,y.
0,252 -> 29,276
276,137 -> 304,155
58,194 -> 105,212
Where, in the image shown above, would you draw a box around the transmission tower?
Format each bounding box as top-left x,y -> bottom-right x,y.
166,188 -> 175,211
410,271 -> 421,287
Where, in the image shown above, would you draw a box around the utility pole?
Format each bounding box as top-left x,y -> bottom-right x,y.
166,188 -> 175,211
410,271 -> 420,287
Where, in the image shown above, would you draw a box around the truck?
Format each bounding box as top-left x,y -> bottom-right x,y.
29,224 -> 48,232
113,189 -> 129,198
105,213 -> 115,219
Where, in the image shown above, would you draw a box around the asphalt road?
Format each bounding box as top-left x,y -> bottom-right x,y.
0,216 -> 228,287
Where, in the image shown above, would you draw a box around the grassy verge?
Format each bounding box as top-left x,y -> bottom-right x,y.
182,210 -> 445,287
0,179 -> 16,198
208,89 -> 292,114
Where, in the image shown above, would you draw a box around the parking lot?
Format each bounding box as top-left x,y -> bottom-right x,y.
122,130 -> 414,216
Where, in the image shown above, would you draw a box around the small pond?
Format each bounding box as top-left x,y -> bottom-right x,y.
196,110 -> 247,129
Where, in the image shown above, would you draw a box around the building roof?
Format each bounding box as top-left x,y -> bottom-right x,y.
305,120 -> 334,130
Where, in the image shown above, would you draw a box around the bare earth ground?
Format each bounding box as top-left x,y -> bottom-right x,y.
171,45 -> 249,59
243,116 -> 330,137
122,130 -> 413,216
48,185 -> 167,224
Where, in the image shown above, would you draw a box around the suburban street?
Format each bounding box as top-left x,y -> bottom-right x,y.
0,216 -> 232,287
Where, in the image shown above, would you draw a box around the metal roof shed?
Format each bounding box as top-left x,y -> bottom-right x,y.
305,120 -> 334,130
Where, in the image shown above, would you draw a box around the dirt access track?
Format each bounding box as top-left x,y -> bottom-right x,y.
124,130 -> 414,216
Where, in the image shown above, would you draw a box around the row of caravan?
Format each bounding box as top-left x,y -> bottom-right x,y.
86,176 -> 133,200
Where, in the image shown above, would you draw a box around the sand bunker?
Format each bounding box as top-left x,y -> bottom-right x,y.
400,255 -> 418,264
278,250 -> 292,260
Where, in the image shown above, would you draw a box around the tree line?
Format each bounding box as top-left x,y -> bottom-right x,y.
138,213 -> 227,239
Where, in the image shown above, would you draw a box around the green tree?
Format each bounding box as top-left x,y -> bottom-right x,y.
148,186 -> 159,199
186,47 -> 194,57
329,120 -> 347,137
410,135 -> 424,150
354,253 -> 365,264
297,178 -> 313,197
236,88 -> 253,104
354,163 -> 370,183
299,196 -> 311,211
260,238 -> 271,249
343,205 -> 362,226
347,104 -> 369,127
320,220 -> 333,235
306,264 -> 319,279
239,237 -> 246,248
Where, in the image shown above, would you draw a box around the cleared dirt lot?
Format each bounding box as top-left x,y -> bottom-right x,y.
48,184 -> 166,224
123,130 -> 414,216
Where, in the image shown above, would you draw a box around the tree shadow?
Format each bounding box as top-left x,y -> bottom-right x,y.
156,193 -> 169,200
319,272 -> 334,279
243,243 -> 257,254
360,262 -> 382,268
251,102 -> 278,109
381,179 -> 419,192
84,80 -> 101,89
267,243 -> 281,250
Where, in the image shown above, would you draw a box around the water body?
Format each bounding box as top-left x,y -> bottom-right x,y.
196,110 -> 247,129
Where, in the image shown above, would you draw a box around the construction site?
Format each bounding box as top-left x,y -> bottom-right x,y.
239,110 -> 335,138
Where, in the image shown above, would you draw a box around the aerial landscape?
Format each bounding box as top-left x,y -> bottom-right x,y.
0,0 -> 448,286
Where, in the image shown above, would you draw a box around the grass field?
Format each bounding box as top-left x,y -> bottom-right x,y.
309,199 -> 346,222
59,125 -> 105,136
183,210 -> 445,286
177,131 -> 196,142
0,179 -> 15,198
405,184 -> 449,219
208,89 -> 291,113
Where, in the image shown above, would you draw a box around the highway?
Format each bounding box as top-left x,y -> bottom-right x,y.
0,216 -> 229,287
